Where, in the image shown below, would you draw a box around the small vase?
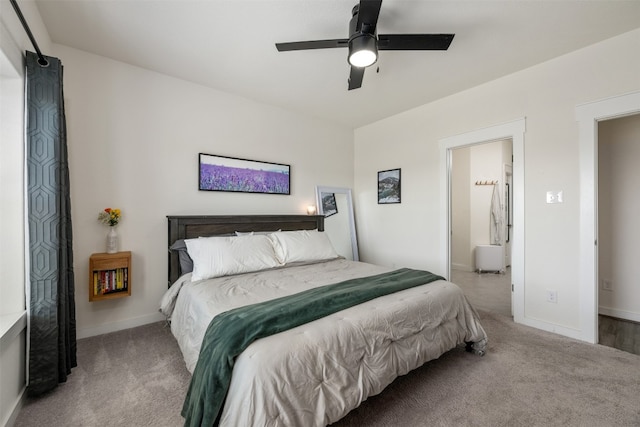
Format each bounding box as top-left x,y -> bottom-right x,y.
106,227 -> 118,254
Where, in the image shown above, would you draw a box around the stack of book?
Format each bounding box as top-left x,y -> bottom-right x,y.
93,268 -> 128,295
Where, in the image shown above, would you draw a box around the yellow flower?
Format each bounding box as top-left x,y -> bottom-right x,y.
98,207 -> 122,226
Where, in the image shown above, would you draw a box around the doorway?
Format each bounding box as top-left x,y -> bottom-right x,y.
577,91 -> 640,344
597,114 -> 640,355
449,139 -> 513,317
439,118 -> 525,324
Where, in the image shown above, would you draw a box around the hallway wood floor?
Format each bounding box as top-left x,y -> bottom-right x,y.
598,315 -> 640,355
451,268 -> 640,356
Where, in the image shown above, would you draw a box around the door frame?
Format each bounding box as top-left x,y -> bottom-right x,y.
439,118 -> 525,323
576,91 -> 640,343
503,163 -> 513,268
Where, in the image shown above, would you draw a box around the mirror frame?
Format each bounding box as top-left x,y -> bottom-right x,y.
315,186 -> 359,261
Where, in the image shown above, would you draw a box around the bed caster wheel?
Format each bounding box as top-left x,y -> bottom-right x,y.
465,341 -> 487,356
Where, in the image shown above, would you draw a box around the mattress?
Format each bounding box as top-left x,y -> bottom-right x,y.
160,258 -> 487,426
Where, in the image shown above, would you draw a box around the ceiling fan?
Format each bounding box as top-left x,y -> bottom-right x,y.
275,0 -> 455,90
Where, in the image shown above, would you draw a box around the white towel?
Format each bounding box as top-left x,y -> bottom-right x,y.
490,184 -> 503,245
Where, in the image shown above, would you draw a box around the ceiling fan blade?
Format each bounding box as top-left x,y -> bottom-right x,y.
377,34 -> 455,50
276,39 -> 348,52
348,66 -> 365,90
356,0 -> 383,32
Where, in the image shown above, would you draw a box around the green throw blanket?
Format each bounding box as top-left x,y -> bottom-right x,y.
182,268 -> 444,426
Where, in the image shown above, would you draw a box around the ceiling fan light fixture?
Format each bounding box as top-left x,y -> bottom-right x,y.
276,1 -> 455,90
348,33 -> 377,67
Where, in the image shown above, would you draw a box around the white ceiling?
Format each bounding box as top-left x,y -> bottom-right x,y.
35,0 -> 640,129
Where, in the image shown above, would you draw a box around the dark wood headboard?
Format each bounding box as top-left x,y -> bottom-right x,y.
166,215 -> 325,285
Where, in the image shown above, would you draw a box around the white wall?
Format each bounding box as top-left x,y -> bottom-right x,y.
598,114 -> 640,322
51,44 -> 354,338
354,28 -> 640,338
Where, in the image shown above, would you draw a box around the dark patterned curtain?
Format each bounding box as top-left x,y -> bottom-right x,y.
25,51 -> 77,396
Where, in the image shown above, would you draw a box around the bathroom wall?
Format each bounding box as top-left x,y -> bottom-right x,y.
452,139 -> 512,271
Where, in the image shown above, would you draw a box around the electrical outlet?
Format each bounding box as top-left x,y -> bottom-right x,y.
546,290 -> 558,303
602,279 -> 613,291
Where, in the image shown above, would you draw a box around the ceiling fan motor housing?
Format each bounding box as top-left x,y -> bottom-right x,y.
348,4 -> 378,67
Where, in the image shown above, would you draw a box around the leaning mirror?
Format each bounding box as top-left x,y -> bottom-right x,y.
315,186 -> 359,261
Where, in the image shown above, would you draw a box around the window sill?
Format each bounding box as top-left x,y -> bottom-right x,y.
0,311 -> 27,345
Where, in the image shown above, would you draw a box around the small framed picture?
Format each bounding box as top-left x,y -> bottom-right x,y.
320,192 -> 338,217
199,153 -> 290,195
378,168 -> 401,204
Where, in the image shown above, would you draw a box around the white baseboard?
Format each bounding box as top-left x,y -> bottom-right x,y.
523,307 -> 640,344
76,312 -> 165,339
3,386 -> 25,427
598,306 -> 640,323
515,315 -> 586,342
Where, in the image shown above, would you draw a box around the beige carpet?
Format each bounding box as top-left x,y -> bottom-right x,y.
16,321 -> 190,427
15,311 -> 640,427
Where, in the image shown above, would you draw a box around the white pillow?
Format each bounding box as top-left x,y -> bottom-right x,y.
185,234 -> 281,281
235,229 -> 281,236
269,230 -> 339,264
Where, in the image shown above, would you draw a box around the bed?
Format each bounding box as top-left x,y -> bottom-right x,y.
161,214 -> 487,426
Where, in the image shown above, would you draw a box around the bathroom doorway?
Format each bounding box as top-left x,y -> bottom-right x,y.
439,118 -> 525,323
449,139 -> 513,317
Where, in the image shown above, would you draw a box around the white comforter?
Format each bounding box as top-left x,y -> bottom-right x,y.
160,259 -> 487,427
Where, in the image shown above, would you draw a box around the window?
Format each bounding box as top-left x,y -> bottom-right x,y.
1,41 -> 26,316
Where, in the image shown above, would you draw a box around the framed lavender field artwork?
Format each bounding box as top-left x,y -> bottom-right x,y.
199,153 -> 290,195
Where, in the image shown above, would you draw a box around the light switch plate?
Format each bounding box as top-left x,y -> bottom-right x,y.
546,190 -> 563,204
